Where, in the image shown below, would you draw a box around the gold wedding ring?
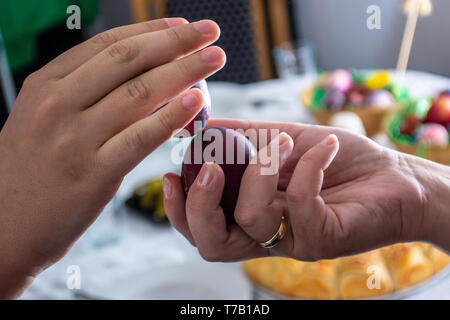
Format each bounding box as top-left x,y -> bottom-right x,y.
259,216 -> 287,249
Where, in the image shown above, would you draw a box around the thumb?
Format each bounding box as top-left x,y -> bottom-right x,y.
287,134 -> 339,199
285,134 -> 339,256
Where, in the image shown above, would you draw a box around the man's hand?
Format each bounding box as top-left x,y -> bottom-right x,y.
0,18 -> 225,298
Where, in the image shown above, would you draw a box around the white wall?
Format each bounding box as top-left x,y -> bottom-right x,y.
293,0 -> 450,76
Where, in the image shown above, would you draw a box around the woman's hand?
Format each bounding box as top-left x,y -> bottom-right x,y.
164,119 -> 447,263
0,18 -> 225,298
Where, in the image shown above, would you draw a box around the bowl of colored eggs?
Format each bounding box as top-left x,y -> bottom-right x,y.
301,69 -> 410,137
385,90 -> 450,165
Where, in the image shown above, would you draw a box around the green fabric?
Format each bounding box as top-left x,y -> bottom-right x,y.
0,0 -> 99,71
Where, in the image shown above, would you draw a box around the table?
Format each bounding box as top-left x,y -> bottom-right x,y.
22,71 -> 450,300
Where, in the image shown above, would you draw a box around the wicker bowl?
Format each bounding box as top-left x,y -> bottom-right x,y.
301,87 -> 396,137
384,110 -> 450,165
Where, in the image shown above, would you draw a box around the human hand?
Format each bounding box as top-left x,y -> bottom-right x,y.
0,18 -> 225,298
164,119 -> 436,262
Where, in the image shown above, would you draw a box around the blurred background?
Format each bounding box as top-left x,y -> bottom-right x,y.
98,0 -> 450,78
1,0 -> 449,300
1,0 -> 449,92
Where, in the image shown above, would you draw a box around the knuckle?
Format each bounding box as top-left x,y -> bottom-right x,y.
301,152 -> 316,165
166,27 -> 183,43
175,60 -> 191,77
22,71 -> 41,89
107,40 -> 138,64
235,208 -> 258,230
92,30 -> 118,46
124,125 -> 148,151
127,78 -> 152,102
43,91 -> 64,108
198,248 -> 221,262
155,109 -> 174,133
34,94 -> 63,123
142,20 -> 159,32
54,133 -> 78,154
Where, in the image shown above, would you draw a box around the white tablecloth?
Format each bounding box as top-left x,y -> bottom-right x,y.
22,71 -> 450,300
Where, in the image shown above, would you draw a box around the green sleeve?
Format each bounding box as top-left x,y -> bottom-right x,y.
0,0 -> 99,71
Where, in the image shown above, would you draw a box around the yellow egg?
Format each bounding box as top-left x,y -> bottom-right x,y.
366,72 -> 390,91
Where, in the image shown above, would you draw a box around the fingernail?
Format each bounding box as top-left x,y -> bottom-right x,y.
182,91 -> 199,110
201,47 -> 222,64
278,132 -> 293,164
320,134 -> 338,147
166,18 -> 188,27
198,162 -> 214,188
194,20 -> 216,36
163,176 -> 173,199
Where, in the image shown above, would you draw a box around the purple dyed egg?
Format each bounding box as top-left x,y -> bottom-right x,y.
325,69 -> 353,93
325,90 -> 346,111
181,127 -> 257,224
184,80 -> 212,136
440,89 -> 450,97
365,90 -> 394,108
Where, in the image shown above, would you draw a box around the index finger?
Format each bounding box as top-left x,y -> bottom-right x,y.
234,133 -> 293,242
43,18 -> 188,78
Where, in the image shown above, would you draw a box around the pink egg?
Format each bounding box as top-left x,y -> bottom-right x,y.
325,69 -> 353,93
417,123 -> 449,147
365,90 -> 394,108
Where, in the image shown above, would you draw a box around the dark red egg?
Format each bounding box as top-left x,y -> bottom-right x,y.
400,115 -> 421,136
425,96 -> 450,126
181,127 -> 257,224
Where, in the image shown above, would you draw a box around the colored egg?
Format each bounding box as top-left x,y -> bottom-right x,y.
346,84 -> 367,107
181,127 -> 257,224
403,98 -> 432,119
325,69 -> 353,93
347,91 -> 365,107
365,90 -> 394,108
400,115 -> 421,136
183,80 -> 212,136
330,111 -> 366,136
425,95 -> 450,126
325,90 -> 346,111
366,71 -> 390,91
439,89 -> 450,97
416,123 -> 449,147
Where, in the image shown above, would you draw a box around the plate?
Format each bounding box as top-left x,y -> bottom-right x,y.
81,261 -> 253,300
250,265 -> 450,300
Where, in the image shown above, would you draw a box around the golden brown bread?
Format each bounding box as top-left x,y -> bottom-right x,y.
288,260 -> 338,300
243,243 -> 448,299
380,243 -> 434,290
242,258 -> 305,296
337,250 -> 393,299
419,244 -> 450,273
